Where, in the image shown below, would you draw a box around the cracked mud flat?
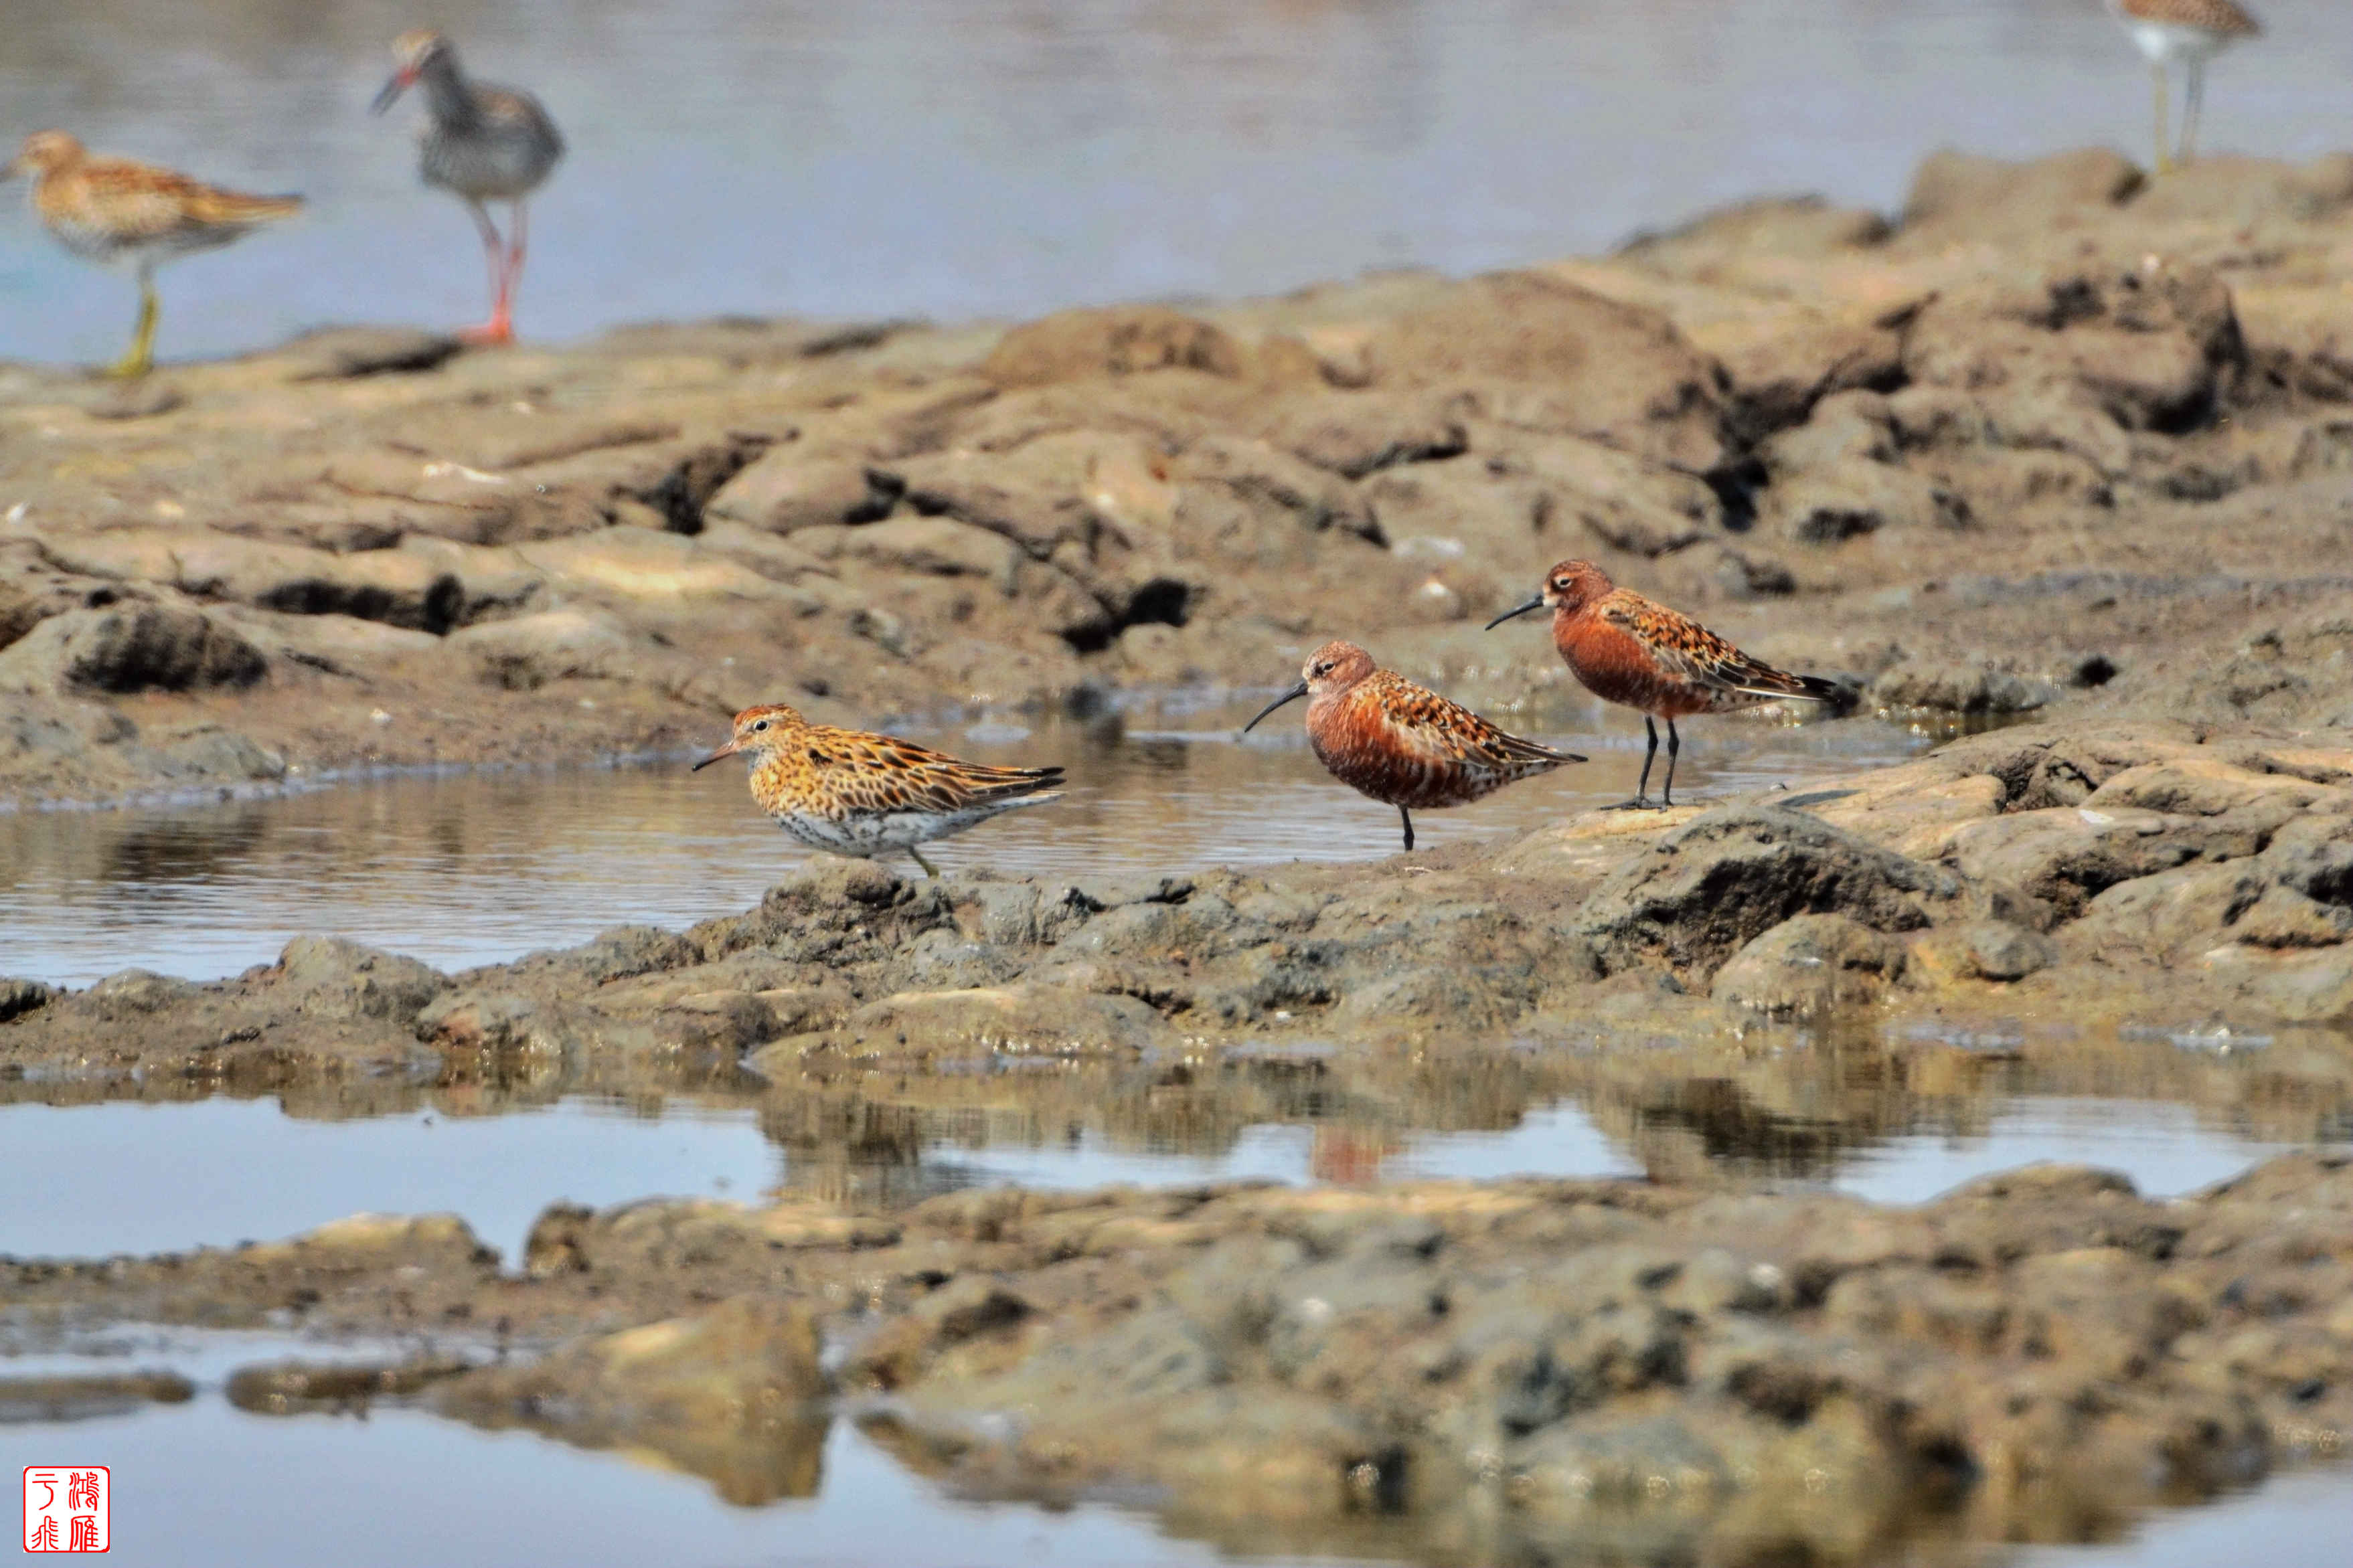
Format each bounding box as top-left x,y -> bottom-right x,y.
5,145 -> 2353,1565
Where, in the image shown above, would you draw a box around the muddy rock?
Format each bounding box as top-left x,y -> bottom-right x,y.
226,1356 -> 469,1414
278,936 -> 449,1025
1358,271 -> 1728,468
1710,913 -> 1908,1018
0,604 -> 267,695
1578,806 -> 1961,980
702,443 -> 893,534
1900,147 -> 2143,238
434,1295 -> 829,1505
0,1370 -> 195,1421
0,978 -> 54,1023
980,304 -> 1246,386
274,325 -> 463,381
444,607 -> 647,691
1763,461 -> 1972,545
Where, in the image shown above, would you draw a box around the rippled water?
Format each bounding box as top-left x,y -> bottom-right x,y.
5,2 -> 2350,367
0,697 -> 1920,987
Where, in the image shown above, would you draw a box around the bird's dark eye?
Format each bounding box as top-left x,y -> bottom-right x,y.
752,719 -> 768,732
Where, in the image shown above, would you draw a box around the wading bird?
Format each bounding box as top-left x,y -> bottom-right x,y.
694,703 -> 1064,877
2,130 -> 301,378
2107,0 -> 2260,171
1242,640 -> 1583,851
1487,560 -> 1844,810
372,29 -> 564,344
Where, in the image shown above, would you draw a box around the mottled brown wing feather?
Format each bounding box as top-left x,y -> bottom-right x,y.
64,157 -> 301,238
1366,673 -> 1580,768
2116,0 -> 2259,34
812,727 -> 1062,814
1603,594 -> 1811,699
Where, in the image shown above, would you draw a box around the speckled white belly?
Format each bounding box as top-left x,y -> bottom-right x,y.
775,808 -> 989,857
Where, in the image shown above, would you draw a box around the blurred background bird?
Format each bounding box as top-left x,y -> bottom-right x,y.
1,130 -> 301,378
372,29 -> 564,345
2107,0 -> 2261,171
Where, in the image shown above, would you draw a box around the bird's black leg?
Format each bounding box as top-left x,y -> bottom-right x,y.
1661,719 -> 1681,808
1605,718 -> 1661,810
1399,804 -> 1415,852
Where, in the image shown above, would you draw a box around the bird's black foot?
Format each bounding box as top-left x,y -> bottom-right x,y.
1600,796 -> 1659,812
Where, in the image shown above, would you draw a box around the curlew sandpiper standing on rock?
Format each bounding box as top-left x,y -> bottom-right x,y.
2107,0 -> 2260,172
2,130 -> 301,379
372,29 -> 564,345
694,703 -> 1064,877
1242,640 -> 1585,852
1487,560 -> 1845,811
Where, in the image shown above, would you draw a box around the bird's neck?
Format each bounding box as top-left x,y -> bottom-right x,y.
418,58 -> 482,128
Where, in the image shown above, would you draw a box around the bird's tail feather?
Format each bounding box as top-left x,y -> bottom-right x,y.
195,190 -> 304,225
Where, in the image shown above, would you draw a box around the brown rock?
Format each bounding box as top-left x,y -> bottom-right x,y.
0,604 -> 266,695
981,305 -> 1244,386
1362,270 -> 1728,466
1710,913 -> 1907,1017
1900,148 -> 2143,238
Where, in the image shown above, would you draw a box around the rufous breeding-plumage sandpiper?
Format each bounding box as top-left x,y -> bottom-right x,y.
372,29 -> 564,345
1487,560 -> 1846,811
2107,0 -> 2261,172
694,703 -> 1065,877
2,130 -> 301,379
1242,640 -> 1585,851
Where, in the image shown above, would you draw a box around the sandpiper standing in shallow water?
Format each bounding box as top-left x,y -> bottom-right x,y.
1243,640 -> 1585,851
1,131 -> 301,378
372,29 -> 564,345
694,703 -> 1064,877
1487,560 -> 1844,811
2107,0 -> 2260,172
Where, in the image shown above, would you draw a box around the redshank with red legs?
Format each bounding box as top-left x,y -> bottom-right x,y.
3,130 -> 301,379
2107,0 -> 2260,171
694,703 -> 1064,877
372,29 -> 564,345
1486,559 -> 1846,811
1242,640 -> 1585,852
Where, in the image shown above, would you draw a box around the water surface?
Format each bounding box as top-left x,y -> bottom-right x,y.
1,1326 -> 2344,1568
6,1084 -> 2339,1264
0,701 -> 1917,987
4,1 -> 2348,366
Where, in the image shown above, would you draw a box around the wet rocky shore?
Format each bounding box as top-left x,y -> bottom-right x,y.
1,149 -> 2348,806
6,145 -> 2353,1564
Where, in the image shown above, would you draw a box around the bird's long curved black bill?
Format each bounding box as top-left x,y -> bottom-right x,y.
370,72 -> 412,116
1484,597 -> 1546,631
1241,681 -> 1309,734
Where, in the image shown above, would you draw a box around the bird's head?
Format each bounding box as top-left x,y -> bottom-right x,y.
3,130 -> 86,183
1485,559 -> 1614,629
373,30 -> 455,114
692,703 -> 807,770
1242,640 -> 1376,733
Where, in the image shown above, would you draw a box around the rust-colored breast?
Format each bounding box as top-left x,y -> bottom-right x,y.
1556,604 -> 1710,719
